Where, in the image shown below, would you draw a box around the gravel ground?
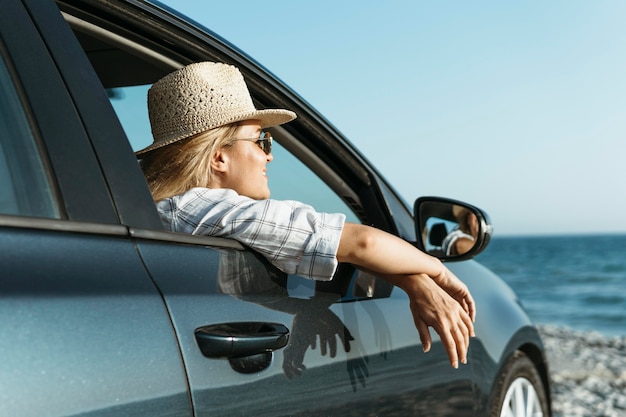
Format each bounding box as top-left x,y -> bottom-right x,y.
538,325 -> 626,417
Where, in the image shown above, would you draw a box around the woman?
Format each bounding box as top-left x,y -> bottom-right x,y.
138,62 -> 475,369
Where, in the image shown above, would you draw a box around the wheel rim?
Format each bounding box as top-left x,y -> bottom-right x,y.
500,377 -> 543,417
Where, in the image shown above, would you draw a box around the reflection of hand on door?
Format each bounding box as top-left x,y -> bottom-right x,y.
282,302 -> 354,379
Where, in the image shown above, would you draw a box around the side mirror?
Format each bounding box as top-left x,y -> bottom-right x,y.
414,196 -> 492,261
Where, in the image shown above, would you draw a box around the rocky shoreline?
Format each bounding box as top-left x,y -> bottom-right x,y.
538,325 -> 626,417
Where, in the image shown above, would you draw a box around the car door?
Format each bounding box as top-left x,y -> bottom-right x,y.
130,147 -> 476,417
0,1 -> 191,416
131,159 -> 475,416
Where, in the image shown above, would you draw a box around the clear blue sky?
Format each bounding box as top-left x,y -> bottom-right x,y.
160,1 -> 625,236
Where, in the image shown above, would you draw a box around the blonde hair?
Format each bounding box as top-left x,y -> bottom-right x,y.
140,123 -> 240,202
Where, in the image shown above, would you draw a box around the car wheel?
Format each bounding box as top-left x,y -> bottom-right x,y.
490,350 -> 549,417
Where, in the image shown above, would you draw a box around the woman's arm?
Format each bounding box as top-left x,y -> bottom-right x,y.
336,222 -> 476,368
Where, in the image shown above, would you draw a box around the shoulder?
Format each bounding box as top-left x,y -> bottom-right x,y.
157,187 -> 244,210
173,187 -> 240,202
155,188 -> 246,232
157,188 -> 323,223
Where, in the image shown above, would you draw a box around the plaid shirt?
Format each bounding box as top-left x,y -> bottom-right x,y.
157,188 -> 346,281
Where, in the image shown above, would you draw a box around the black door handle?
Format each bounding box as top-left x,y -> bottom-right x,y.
195,322 -> 289,358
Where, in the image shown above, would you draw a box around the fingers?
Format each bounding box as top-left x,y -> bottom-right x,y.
453,305 -> 472,366
328,336 -> 337,358
415,318 -> 432,353
411,304 -> 470,367
436,308 -> 471,368
309,335 -> 317,350
440,332 -> 460,369
464,292 -> 477,323
453,313 -> 470,366
340,327 -> 354,353
462,303 -> 476,337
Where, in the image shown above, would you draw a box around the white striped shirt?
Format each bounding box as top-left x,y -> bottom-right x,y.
157,187 -> 346,281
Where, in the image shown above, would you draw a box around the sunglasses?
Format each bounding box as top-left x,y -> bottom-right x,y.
235,131 -> 273,155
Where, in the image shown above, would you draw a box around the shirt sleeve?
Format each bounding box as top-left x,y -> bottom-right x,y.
442,229 -> 475,256
156,188 -> 346,281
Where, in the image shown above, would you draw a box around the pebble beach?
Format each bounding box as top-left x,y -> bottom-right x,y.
539,325 -> 626,417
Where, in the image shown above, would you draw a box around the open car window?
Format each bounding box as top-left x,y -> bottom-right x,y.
63,5 -> 374,230
109,84 -> 360,223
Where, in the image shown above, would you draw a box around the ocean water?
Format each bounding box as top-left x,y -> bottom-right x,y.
475,234 -> 626,337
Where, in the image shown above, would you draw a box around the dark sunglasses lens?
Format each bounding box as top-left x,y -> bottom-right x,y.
263,139 -> 272,154
257,135 -> 272,154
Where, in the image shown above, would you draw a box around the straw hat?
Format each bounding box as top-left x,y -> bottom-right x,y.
136,62 -> 296,156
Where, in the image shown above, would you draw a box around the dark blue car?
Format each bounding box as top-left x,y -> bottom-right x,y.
0,1 -> 551,416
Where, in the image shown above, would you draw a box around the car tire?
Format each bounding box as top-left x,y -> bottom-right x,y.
490,350 -> 550,417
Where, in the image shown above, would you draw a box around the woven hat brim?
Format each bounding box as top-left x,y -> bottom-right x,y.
135,108 -> 296,156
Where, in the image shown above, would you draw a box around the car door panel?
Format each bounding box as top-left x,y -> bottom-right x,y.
136,237 -> 474,416
0,1 -> 192,415
0,225 -> 191,417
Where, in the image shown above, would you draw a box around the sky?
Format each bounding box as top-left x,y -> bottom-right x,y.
159,1 -> 625,236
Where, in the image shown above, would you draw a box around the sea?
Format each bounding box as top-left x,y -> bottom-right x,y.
474,233 -> 626,337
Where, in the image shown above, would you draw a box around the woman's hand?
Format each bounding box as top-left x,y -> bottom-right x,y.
430,266 -> 476,324
383,273 -> 474,369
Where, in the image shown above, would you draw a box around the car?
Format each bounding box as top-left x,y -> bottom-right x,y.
0,1 -> 552,416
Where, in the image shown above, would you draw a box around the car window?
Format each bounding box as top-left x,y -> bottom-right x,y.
0,54 -> 59,218
109,85 -> 360,224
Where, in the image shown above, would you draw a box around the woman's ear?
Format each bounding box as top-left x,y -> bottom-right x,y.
210,147 -> 229,174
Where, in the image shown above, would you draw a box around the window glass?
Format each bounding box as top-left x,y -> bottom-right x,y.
109,85 -> 152,152
109,85 -> 360,223
378,179 -> 416,241
0,55 -> 59,218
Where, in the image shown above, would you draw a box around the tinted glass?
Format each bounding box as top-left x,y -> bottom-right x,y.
0,55 -> 59,218
109,85 -> 152,152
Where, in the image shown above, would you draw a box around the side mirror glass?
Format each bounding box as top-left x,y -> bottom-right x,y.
414,197 -> 492,261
